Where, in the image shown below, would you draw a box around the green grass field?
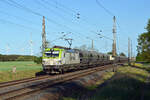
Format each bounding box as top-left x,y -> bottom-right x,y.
0,61 -> 42,71
63,63 -> 150,100
90,66 -> 150,100
0,61 -> 42,82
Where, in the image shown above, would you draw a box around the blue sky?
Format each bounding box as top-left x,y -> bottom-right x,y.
0,0 -> 149,56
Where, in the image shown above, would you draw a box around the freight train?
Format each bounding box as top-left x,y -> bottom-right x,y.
42,46 -> 127,74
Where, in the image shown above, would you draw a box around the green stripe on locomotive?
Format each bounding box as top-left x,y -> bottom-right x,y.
43,48 -> 64,59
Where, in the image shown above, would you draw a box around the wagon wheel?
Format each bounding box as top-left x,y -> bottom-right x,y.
60,69 -> 64,74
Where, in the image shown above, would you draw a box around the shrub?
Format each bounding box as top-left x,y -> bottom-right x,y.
34,57 -> 42,64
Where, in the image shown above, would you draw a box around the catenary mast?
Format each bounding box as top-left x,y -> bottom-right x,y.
42,16 -> 46,55
112,16 -> 117,57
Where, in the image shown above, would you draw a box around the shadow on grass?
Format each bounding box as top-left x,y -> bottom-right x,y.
131,65 -> 150,73
90,73 -> 145,100
58,72 -> 150,100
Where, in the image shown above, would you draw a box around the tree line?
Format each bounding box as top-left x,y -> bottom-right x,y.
0,54 -> 35,61
137,19 -> 150,62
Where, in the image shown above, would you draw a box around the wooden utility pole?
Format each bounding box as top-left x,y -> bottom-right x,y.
112,16 -> 117,57
42,16 -> 46,55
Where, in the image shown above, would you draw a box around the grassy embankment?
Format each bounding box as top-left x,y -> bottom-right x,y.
0,61 -> 42,82
63,63 -> 150,100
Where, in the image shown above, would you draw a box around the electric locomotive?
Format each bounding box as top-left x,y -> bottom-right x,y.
42,46 -> 127,74
42,46 -> 80,74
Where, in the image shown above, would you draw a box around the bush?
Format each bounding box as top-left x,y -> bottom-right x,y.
0,55 -> 34,61
34,57 -> 42,64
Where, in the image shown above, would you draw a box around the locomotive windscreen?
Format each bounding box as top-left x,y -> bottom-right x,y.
44,51 -> 59,57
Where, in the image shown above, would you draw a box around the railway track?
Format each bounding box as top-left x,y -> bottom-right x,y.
0,75 -> 50,88
0,64 -> 115,100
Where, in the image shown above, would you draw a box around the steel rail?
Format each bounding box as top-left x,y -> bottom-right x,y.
0,64 -> 114,100
0,75 -> 50,88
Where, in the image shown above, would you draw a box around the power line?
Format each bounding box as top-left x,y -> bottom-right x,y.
1,0 -> 114,51
0,0 -> 85,39
0,18 -> 36,30
43,0 -> 76,14
93,30 -> 113,41
6,0 -> 43,16
43,0 -> 74,17
36,0 -> 101,43
34,0 -> 74,25
55,0 -> 99,26
31,1 -> 90,41
96,0 -> 114,16
95,0 -> 128,54
95,0 -> 122,31
95,0 -> 124,35
9,0 -> 101,44
42,0 -> 100,33
2,0 -> 63,27
0,10 -> 39,26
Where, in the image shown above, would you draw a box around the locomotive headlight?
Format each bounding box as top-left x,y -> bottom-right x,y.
42,59 -> 48,65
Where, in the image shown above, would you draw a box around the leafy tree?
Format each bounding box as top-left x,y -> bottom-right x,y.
74,45 -> 88,50
80,45 -> 88,50
137,19 -> 150,62
119,52 -> 126,57
74,44 -> 98,51
34,57 -> 42,64
107,52 -> 112,55
107,51 -> 119,56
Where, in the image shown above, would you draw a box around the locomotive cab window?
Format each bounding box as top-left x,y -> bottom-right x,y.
45,51 -> 59,57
